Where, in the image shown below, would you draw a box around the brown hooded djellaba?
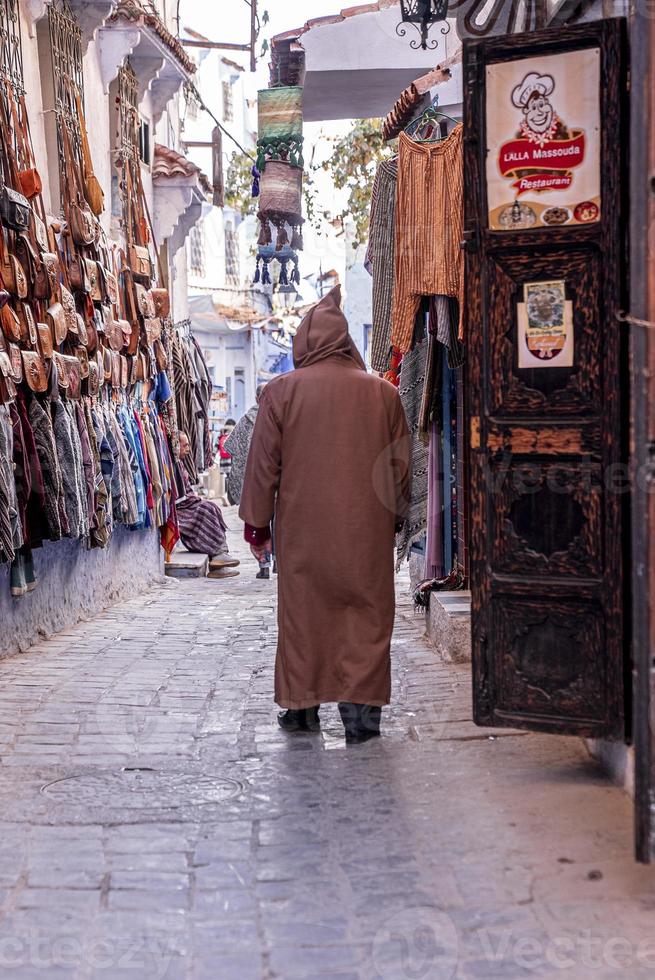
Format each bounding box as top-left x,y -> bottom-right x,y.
239,286 -> 411,709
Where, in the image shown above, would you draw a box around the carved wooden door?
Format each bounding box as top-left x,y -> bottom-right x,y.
463,20 -> 628,738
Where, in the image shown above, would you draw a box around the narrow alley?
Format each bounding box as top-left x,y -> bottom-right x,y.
0,512 -> 652,980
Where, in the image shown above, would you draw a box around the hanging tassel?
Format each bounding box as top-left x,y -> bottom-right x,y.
262,258 -> 271,285
257,219 -> 270,246
291,258 -> 300,285
275,224 -> 288,251
253,257 -> 261,284
291,225 -> 303,250
279,258 -> 288,286
251,165 -> 261,198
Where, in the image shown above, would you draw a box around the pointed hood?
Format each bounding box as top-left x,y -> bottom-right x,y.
292,285 -> 366,370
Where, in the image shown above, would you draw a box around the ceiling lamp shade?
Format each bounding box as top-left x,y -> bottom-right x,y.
397,0 -> 449,50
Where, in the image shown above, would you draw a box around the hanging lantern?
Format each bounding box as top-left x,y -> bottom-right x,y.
397,0 -> 449,50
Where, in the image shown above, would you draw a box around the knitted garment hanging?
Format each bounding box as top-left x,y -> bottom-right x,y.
256,86 -> 304,172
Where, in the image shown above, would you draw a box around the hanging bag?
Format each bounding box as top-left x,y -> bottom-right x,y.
75,90 -> 104,216
7,84 -> 43,200
61,123 -> 95,246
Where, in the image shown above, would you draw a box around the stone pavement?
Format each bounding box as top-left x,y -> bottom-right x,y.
0,511 -> 654,980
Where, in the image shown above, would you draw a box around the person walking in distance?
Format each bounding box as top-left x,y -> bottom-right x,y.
239,286 -> 411,743
224,383 -> 274,580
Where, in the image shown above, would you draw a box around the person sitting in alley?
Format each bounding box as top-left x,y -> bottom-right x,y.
239,286 -> 410,743
175,431 -> 240,579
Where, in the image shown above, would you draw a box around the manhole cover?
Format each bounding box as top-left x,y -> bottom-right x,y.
40,771 -> 244,809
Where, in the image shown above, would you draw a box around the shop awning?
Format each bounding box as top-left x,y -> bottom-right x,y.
188,293 -> 274,336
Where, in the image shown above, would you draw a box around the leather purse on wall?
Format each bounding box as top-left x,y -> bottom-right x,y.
0,232 -> 27,299
151,287 -> 170,319
60,285 -> 77,336
42,252 -> 60,298
0,349 -> 16,403
61,354 -> 81,398
84,259 -> 102,302
135,283 -> 156,318
102,346 -> 112,382
15,234 -> 49,301
37,321 -> 53,359
153,338 -> 167,373
8,342 -> 22,382
75,312 -> 88,347
128,243 -> 152,282
18,301 -> 37,346
61,123 -> 96,246
98,263 -> 118,305
74,345 -> 89,379
8,87 -> 43,201
31,208 -> 48,252
88,358 -> 99,396
1,303 -> 20,342
53,351 -> 69,389
21,349 -> 48,392
144,317 -> 162,345
47,301 -> 67,346
75,92 -> 104,217
0,185 -> 31,233
120,354 -> 128,389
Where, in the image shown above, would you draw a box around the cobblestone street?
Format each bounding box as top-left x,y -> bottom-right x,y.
0,513 -> 653,980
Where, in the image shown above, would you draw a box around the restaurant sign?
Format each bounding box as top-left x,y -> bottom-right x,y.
485,48 -> 601,230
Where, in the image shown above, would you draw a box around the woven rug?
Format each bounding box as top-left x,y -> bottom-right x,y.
396,336 -> 429,570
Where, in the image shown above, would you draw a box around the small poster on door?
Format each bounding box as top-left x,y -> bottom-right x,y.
517,280 -> 574,368
486,48 -> 601,230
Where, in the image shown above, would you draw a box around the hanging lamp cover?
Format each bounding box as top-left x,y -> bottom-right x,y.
256,86 -> 304,172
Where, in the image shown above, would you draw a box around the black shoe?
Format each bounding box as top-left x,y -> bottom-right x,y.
278,706 -> 321,732
256,567 -> 270,580
338,703 -> 382,744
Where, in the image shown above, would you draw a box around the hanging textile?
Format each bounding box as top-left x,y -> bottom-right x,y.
366,159 -> 398,374
396,325 -> 430,569
256,86 -> 304,171
391,125 -> 464,355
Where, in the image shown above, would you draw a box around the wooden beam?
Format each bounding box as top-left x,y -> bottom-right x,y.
181,39 -> 251,51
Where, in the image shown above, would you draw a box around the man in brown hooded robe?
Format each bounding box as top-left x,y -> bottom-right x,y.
239,286 -> 411,743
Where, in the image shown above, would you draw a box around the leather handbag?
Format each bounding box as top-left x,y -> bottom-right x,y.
31,209 -> 48,253
37,321 -> 53,358
105,317 -> 129,353
84,259 -> 102,302
153,338 -> 167,373
144,317 -> 162,345
88,358 -> 99,396
102,346 -> 112,382
21,349 -> 48,392
120,354 -> 128,389
47,301 -> 67,346
62,354 -> 81,399
69,202 -> 95,246
0,186 -> 31,233
42,252 -> 60,298
98,263 -> 118,305
83,295 -> 98,352
18,301 -> 37,345
111,351 -> 121,388
0,232 -> 27,298
8,87 -> 43,201
128,243 -> 152,282
75,312 -> 88,347
1,302 -> 20,341
0,349 -> 16,404
74,345 -> 89,379
8,342 -> 22,381
135,283 -> 156,318
53,351 -> 69,389
60,284 -> 77,335
15,234 -> 49,301
151,287 -> 170,318
61,123 -> 96,246
75,91 -> 104,216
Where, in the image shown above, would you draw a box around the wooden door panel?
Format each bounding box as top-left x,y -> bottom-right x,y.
486,248 -> 603,417
488,458 -> 603,578
488,595 -> 610,731
465,20 -> 627,740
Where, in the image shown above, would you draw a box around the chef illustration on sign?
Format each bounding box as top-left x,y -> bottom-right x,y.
498,68 -> 586,200
512,72 -> 571,145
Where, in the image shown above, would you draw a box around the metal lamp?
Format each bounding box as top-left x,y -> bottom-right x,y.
398,0 -> 449,50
